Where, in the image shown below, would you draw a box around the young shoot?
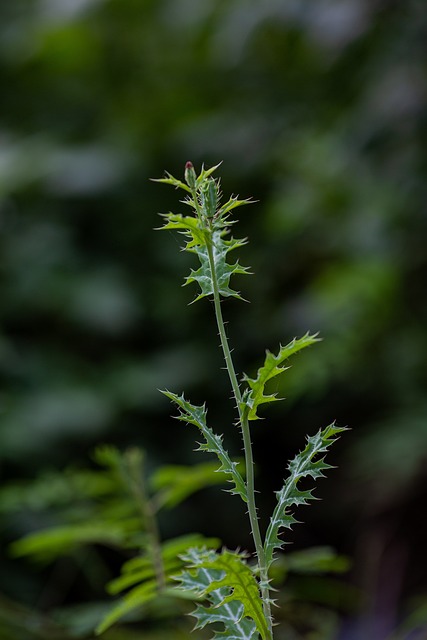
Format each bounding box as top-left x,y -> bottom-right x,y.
155,162 -> 346,640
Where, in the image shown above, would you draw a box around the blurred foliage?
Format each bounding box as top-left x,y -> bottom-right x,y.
0,445 -> 349,638
1,0 -> 427,638
0,445 -> 223,635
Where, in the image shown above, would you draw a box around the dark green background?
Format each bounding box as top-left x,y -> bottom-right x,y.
1,1 -> 426,638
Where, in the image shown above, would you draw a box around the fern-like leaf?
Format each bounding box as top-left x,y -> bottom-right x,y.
96,580 -> 159,634
242,333 -> 321,420
151,461 -> 244,509
96,534 -> 219,634
10,522 -> 139,562
264,423 -> 347,569
107,534 -> 220,595
161,391 -> 247,503
176,547 -> 262,640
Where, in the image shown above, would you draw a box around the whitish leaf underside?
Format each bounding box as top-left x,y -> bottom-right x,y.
159,212 -> 250,303
185,231 -> 250,302
176,548 -> 263,640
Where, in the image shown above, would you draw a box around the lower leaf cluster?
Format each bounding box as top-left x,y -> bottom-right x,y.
176,547 -> 263,640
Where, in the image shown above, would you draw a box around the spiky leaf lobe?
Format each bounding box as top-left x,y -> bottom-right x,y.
243,333 -> 321,420
264,423 -> 347,569
162,391 -> 247,503
155,164 -> 252,303
176,547 -> 264,640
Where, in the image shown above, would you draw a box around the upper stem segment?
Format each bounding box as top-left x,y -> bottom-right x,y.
206,238 -> 273,639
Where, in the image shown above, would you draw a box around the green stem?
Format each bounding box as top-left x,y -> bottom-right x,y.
125,450 -> 166,590
206,238 -> 273,639
207,242 -> 242,409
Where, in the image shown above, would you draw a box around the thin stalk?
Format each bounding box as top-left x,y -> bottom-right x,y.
206,238 -> 273,639
125,450 -> 166,590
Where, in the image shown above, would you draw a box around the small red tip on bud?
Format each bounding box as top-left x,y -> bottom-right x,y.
184,161 -> 197,188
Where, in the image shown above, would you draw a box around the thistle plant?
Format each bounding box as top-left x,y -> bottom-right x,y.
155,162 -> 347,640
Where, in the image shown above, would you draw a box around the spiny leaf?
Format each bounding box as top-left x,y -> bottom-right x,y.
199,550 -> 267,639
196,601 -> 259,640
161,391 -> 247,503
155,163 -> 252,304
218,196 -> 255,218
176,547 -> 261,640
243,333 -> 321,420
157,213 -> 207,248
185,233 -> 250,302
264,423 -> 347,569
157,217 -> 250,301
195,162 -> 223,187
161,534 -> 220,564
151,172 -> 192,193
153,163 -> 222,193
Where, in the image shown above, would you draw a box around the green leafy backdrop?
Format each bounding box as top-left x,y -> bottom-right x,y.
1,1 -> 426,638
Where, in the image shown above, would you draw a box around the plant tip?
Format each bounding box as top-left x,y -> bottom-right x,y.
184,161 -> 197,188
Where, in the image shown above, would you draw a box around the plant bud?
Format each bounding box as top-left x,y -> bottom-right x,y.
184,161 -> 197,189
201,178 -> 218,218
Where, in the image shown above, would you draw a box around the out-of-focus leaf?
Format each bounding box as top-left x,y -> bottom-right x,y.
10,521 -> 140,562
98,534 -> 219,633
150,461 -> 244,508
270,547 -> 350,584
